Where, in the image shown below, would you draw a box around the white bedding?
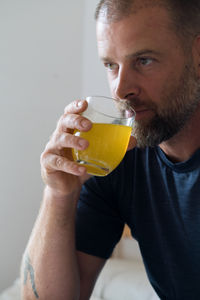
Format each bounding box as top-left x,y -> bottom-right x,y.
91,258 -> 159,300
0,279 -> 20,300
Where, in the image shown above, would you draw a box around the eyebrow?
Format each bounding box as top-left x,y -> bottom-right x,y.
100,49 -> 162,62
126,49 -> 162,59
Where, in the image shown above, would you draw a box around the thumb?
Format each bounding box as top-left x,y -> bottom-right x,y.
127,135 -> 137,151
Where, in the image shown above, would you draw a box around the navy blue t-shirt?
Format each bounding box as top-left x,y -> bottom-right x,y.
76,146 -> 200,300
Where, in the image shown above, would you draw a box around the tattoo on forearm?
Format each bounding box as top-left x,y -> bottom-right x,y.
23,253 -> 39,298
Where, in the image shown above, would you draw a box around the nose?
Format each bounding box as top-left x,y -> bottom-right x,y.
112,66 -> 141,100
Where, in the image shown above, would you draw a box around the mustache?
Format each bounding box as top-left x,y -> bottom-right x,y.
125,97 -> 157,111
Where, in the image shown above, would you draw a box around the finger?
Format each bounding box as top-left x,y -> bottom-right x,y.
47,132 -> 89,152
127,135 -> 137,151
64,99 -> 88,114
57,113 -> 92,133
41,152 -> 87,176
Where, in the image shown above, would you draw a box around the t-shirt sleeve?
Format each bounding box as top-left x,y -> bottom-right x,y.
75,175 -> 124,259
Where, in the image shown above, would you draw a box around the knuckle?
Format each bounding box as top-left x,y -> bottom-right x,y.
64,100 -> 84,114
40,150 -> 50,167
57,115 -> 65,130
58,133 -> 70,149
40,149 -> 49,163
73,115 -> 82,128
61,114 -> 81,131
60,115 -> 72,132
63,133 -> 71,145
40,151 -> 45,164
55,156 -> 64,169
51,131 -> 59,144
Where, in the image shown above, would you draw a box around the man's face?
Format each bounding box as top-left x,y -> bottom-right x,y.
96,6 -> 200,147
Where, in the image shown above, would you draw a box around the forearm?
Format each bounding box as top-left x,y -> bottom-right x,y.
21,186 -> 81,300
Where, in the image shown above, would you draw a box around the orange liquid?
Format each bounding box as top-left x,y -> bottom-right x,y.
72,123 -> 132,176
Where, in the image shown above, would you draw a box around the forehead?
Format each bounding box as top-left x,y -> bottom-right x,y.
96,6 -> 179,59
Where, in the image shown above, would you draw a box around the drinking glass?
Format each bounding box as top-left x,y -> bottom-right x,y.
72,96 -> 135,176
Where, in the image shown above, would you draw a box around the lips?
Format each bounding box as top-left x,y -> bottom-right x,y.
135,108 -> 150,113
134,109 -> 154,121
121,98 -> 155,121
125,105 -> 153,121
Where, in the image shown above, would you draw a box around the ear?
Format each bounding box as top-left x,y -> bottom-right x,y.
192,35 -> 200,77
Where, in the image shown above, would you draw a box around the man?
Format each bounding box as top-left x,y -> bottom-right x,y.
21,0 -> 200,299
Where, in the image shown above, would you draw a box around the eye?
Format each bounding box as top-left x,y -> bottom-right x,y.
104,62 -> 118,71
137,57 -> 154,66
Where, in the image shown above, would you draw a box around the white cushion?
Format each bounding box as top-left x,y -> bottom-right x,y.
0,279 -> 20,300
91,258 -> 159,300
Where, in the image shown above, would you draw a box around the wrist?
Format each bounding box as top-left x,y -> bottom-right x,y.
39,187 -> 79,229
43,185 -> 81,213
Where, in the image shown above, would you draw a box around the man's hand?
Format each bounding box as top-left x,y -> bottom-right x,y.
40,99 -> 92,198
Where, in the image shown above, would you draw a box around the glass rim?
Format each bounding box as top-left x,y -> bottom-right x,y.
85,95 -> 136,120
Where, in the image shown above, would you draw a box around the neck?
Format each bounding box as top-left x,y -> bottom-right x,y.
159,104 -> 200,163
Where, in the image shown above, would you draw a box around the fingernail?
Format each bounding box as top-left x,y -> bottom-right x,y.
78,139 -> 86,147
76,100 -> 83,107
81,119 -> 90,128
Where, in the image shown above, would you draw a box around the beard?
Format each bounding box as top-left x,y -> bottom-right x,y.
132,61 -> 200,148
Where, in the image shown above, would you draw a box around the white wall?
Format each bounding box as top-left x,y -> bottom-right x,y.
0,0 -> 85,290
81,0 -> 110,97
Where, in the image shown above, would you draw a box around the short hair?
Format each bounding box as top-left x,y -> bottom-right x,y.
95,0 -> 200,46
95,0 -> 135,22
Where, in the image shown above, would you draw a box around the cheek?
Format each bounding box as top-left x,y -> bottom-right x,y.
143,82 -> 164,105
146,71 -> 175,105
159,72 -> 179,100
107,75 -> 117,95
